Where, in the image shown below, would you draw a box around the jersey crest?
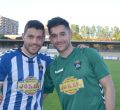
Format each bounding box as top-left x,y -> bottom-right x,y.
74,60 -> 81,70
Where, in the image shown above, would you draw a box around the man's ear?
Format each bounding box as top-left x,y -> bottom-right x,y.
70,30 -> 73,39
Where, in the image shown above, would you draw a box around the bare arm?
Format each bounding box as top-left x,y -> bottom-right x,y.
43,94 -> 48,99
0,83 -> 3,104
99,75 -> 115,110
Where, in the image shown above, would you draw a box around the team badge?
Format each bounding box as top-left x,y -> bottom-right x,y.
38,63 -> 43,71
17,77 -> 41,96
74,60 -> 81,70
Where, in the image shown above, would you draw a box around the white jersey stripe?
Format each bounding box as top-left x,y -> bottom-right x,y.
33,57 -> 39,79
40,59 -> 46,89
20,56 -> 29,110
0,77 -> 8,110
37,93 -> 41,110
31,57 -> 39,109
8,56 -> 18,110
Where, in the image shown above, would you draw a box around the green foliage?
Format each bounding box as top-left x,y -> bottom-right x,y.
0,35 -> 9,39
71,24 -> 79,34
72,32 -> 83,41
0,34 -> 4,39
113,33 -> 120,41
70,25 -> 120,40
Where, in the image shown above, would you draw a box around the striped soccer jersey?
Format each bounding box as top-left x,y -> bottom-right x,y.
0,48 -> 52,110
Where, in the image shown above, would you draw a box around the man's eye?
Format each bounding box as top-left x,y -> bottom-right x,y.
60,32 -> 66,36
50,34 -> 57,38
37,36 -> 44,39
28,35 -> 33,38
61,33 -> 65,36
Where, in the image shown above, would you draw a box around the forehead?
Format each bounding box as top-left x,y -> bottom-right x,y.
50,25 -> 68,34
25,28 -> 44,36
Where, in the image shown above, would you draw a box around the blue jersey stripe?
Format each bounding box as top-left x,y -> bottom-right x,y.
3,58 -> 13,109
28,58 -> 34,76
26,96 -> 33,110
3,81 -> 12,109
26,58 -> 34,110
34,97 -> 38,110
34,91 -> 41,110
14,54 -> 23,109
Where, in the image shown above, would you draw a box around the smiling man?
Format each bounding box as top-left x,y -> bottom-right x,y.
44,17 -> 115,110
0,20 -> 52,110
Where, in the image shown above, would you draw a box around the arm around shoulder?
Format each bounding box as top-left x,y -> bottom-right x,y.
0,83 -> 3,104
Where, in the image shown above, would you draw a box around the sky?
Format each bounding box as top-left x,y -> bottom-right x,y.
0,0 -> 120,34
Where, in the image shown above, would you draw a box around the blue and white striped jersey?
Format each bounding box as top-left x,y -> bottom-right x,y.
0,48 -> 52,110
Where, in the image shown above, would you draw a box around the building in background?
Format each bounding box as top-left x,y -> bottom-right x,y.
0,15 -> 19,35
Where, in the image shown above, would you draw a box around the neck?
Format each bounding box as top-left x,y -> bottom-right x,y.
59,44 -> 74,58
21,46 -> 36,58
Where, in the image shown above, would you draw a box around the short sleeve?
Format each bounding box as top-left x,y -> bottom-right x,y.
43,64 -> 54,94
0,56 -> 7,81
84,48 -> 110,80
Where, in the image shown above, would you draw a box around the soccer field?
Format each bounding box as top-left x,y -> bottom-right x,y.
43,60 -> 120,110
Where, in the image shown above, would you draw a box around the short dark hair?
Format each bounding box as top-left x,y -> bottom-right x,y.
24,20 -> 45,34
47,17 -> 70,34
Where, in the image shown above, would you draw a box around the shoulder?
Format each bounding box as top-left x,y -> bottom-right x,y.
76,47 -> 99,57
47,55 -> 59,67
75,47 -> 98,56
38,53 -> 53,64
84,48 -> 102,60
38,53 -> 52,60
0,48 -> 19,60
0,48 -> 19,66
76,47 -> 103,64
79,47 -> 98,53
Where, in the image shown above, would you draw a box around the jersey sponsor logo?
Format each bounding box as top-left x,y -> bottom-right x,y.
60,76 -> 84,95
55,68 -> 63,74
17,77 -> 41,96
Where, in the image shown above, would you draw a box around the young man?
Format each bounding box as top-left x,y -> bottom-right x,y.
44,17 -> 115,110
0,20 -> 52,110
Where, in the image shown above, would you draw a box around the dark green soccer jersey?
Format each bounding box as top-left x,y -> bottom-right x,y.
44,48 -> 110,110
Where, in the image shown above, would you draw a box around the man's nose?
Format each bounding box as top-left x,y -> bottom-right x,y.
56,35 -> 61,41
32,38 -> 38,43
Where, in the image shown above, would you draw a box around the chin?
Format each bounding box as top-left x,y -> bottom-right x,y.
57,49 -> 64,53
30,50 -> 38,55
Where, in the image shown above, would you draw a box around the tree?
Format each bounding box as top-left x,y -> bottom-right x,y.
0,34 -> 4,39
71,33 -> 83,41
71,24 -> 79,34
80,26 -> 90,37
111,26 -> 120,41
89,25 -> 96,37
0,34 -> 10,39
